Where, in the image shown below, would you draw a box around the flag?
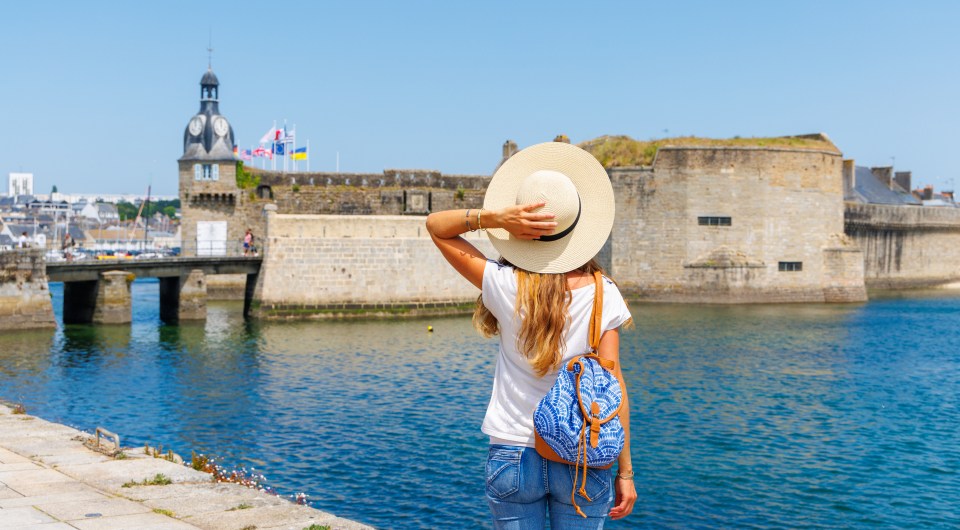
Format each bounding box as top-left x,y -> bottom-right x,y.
242,149 -> 253,161
259,127 -> 277,144
275,127 -> 285,141
233,146 -> 239,158
292,147 -> 307,161
274,142 -> 285,156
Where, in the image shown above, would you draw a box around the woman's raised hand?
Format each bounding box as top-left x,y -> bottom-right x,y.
493,202 -> 558,240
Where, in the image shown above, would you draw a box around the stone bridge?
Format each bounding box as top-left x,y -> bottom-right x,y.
0,249 -> 261,330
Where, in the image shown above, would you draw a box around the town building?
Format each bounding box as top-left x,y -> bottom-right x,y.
7,173 -> 33,196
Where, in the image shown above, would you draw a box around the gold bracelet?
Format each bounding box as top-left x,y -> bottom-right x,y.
477,208 -> 485,231
465,209 -> 473,231
616,470 -> 635,480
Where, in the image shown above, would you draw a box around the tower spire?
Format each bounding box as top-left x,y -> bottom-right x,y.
207,28 -> 213,69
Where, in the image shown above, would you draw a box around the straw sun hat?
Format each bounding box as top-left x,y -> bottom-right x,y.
483,141 -> 615,274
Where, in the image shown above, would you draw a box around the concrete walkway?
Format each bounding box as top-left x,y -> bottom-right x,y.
0,404 -> 373,530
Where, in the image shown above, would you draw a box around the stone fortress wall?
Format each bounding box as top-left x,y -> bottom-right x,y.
182,141 -> 960,314
251,210 -> 495,318
845,202 -> 960,288
184,166 -> 491,300
609,146 -> 866,303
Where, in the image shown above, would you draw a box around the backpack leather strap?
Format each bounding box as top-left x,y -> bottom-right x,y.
587,271 -> 603,352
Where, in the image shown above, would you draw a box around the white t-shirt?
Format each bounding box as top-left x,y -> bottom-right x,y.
480,260 -> 633,447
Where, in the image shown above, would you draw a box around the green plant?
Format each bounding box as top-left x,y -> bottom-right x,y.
153,508 -> 175,517
114,451 -> 127,460
292,183 -> 301,193
190,450 -> 209,471
303,525 -> 331,530
228,503 -> 253,511
122,473 -> 172,488
241,526 -> 257,530
455,185 -> 465,201
235,161 -> 261,190
578,134 -> 839,168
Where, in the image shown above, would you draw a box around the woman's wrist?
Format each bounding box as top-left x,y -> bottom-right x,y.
616,468 -> 635,480
479,208 -> 498,231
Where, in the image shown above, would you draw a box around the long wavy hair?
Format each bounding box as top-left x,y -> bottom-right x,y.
474,258 -> 606,377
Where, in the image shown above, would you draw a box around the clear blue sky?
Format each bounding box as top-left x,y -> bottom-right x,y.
2,1 -> 957,196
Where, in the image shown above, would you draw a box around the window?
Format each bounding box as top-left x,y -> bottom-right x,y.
193,164 -> 218,181
778,261 -> 803,272
698,216 -> 732,226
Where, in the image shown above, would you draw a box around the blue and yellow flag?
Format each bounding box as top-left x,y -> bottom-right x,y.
292,147 -> 307,161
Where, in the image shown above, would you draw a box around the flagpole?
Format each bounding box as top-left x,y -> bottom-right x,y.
272,120 -> 277,171
307,139 -> 310,172
336,151 -> 339,173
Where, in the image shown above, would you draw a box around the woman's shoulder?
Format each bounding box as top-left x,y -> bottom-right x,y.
599,274 -> 628,303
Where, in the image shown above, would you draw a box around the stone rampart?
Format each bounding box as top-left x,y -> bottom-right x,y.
251,212 -> 496,318
610,147 -> 866,303
845,203 -> 960,287
0,249 -> 55,330
249,167 -> 489,215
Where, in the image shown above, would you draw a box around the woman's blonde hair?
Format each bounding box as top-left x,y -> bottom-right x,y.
474,258 -> 606,376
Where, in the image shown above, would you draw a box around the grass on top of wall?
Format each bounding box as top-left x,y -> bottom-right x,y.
578,134 -> 840,168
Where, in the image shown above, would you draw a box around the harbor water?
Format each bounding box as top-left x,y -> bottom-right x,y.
1,280 -> 958,529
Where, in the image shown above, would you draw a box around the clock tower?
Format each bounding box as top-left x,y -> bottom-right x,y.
178,67 -> 239,256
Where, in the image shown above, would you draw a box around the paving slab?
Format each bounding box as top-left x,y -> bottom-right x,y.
0,448 -> 32,464
0,462 -> 41,473
69,512 -> 200,530
0,484 -> 22,500
5,480 -> 104,498
185,503 -> 348,530
54,459 -> 212,493
133,482 -> 285,516
39,451 -> 113,468
0,488 -> 106,509
0,468 -> 76,489
4,523 -> 76,530
29,495 -> 151,521
0,505 -> 59,525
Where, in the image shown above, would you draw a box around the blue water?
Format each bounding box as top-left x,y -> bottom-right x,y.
1,280 -> 958,529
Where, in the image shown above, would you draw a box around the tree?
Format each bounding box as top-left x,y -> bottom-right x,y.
51,185 -> 58,193
162,206 -> 177,218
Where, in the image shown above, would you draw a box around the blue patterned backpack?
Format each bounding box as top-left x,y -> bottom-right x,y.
533,271 -> 625,516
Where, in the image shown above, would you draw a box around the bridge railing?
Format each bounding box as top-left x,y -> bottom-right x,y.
40,240 -> 261,262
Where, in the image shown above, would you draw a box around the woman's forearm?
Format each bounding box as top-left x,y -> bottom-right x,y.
425,208 -> 512,240
618,382 -> 632,473
426,204 -> 556,241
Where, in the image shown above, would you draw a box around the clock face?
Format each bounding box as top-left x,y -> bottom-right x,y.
188,116 -> 203,136
214,117 -> 229,137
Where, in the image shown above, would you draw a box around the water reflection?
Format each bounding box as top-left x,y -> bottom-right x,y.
57,324 -> 132,367
0,328 -> 55,379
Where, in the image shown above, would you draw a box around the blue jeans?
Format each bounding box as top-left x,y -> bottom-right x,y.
485,444 -> 614,529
